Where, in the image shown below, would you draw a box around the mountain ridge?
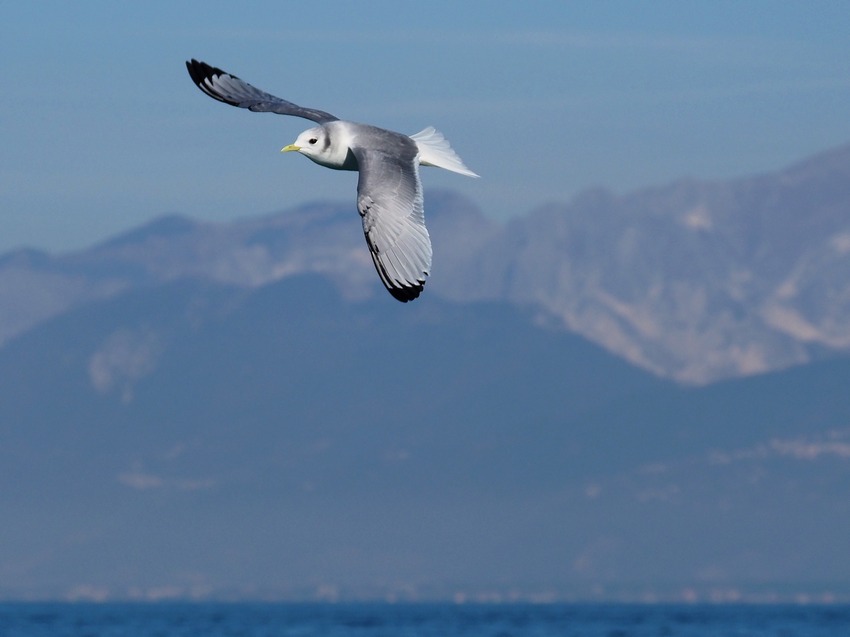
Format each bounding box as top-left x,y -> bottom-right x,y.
2,143 -> 850,383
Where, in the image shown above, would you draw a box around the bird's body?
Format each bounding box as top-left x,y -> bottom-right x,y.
287,121 -> 412,173
185,59 -> 477,302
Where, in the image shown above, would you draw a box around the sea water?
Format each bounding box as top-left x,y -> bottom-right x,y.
0,603 -> 849,636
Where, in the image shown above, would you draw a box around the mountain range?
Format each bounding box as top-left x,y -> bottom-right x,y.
1,143 -> 849,601
3,143 -> 850,384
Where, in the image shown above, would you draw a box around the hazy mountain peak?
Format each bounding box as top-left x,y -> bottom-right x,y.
95,213 -> 203,250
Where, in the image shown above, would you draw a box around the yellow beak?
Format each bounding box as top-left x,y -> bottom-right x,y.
281,144 -> 301,153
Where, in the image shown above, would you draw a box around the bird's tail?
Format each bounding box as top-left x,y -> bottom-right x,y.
410,127 -> 479,178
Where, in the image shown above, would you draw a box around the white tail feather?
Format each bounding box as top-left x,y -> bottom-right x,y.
410,127 -> 479,178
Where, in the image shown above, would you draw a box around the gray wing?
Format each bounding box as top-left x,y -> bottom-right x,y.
186,59 -> 338,124
353,143 -> 432,302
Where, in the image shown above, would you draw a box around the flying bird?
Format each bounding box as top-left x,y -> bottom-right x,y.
185,59 -> 478,302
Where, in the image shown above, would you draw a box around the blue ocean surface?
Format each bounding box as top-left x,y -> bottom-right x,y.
0,603 -> 849,636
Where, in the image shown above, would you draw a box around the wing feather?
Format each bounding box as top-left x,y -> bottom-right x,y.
185,59 -> 338,123
353,142 -> 432,302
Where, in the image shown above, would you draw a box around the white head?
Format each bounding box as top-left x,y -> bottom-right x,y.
281,126 -> 334,165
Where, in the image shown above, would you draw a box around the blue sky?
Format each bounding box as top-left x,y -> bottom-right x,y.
2,2 -> 850,253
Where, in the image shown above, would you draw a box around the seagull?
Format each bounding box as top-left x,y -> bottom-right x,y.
185,59 -> 478,302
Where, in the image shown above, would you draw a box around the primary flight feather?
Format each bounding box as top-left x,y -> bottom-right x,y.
185,59 -> 478,302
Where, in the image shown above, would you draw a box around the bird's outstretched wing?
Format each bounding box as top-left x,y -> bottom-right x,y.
186,59 -> 339,124
352,140 -> 432,302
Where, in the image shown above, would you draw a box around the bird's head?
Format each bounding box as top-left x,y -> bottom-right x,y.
282,126 -> 330,161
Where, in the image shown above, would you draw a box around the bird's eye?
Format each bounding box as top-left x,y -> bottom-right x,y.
309,138 -> 318,145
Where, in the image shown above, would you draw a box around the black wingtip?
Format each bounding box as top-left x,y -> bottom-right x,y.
185,58 -> 202,83
186,59 -> 218,86
185,59 -> 244,107
369,252 -> 426,302
387,283 -> 425,303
